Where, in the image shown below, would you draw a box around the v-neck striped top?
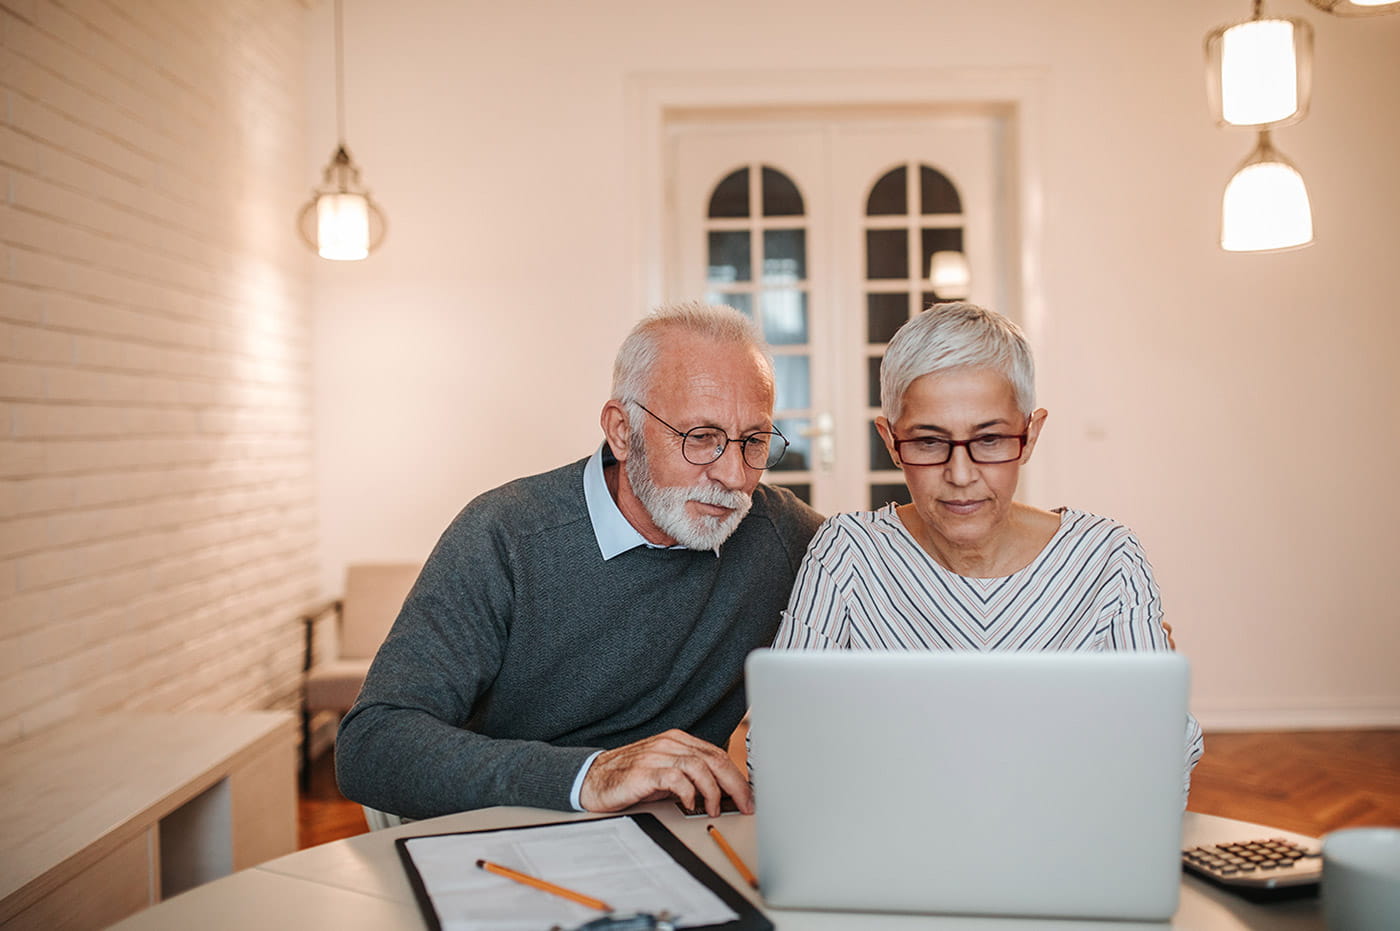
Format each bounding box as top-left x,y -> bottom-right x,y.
770,505 -> 1204,791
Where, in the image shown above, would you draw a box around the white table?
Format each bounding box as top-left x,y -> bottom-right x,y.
108,804 -> 1325,929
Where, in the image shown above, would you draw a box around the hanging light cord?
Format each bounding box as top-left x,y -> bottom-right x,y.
334,0 -> 348,147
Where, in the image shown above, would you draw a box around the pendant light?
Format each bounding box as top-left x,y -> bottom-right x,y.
1306,0 -> 1400,16
1205,1 -> 1313,129
298,0 -> 386,261
927,251 -> 971,300
1220,131 -> 1313,253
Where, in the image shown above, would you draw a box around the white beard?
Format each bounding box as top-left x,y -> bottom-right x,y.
625,432 -> 753,553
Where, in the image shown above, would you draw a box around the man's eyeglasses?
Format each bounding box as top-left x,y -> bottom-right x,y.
632,402 -> 788,471
892,430 -> 1028,466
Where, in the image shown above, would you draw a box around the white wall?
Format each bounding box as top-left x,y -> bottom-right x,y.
309,0 -> 1400,729
0,0 -> 317,741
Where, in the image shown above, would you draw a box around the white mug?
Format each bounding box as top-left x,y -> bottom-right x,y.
1321,827 -> 1400,931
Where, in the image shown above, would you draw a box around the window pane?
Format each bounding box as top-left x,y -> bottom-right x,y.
867,355 -> 883,408
762,229 -> 806,283
866,292 -> 908,343
920,165 -> 962,214
761,166 -> 804,217
770,417 -> 810,472
866,229 -> 908,280
773,355 -> 811,411
869,420 -> 896,471
705,292 -> 753,316
707,231 -> 751,283
867,166 -> 907,216
920,227 -> 965,285
775,482 -> 812,504
762,290 -> 808,345
870,482 -> 912,510
708,167 -> 749,218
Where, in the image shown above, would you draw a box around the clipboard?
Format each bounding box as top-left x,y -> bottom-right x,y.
396,812 -> 772,931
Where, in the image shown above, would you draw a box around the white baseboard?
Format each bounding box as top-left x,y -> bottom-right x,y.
1195,703 -> 1400,732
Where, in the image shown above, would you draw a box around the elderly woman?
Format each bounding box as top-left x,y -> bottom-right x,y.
770,302 -> 1203,795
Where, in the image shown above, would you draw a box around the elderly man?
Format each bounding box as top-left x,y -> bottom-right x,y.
336,302 -> 823,820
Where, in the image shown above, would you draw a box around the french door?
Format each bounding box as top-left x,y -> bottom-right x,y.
668,113 -> 1008,515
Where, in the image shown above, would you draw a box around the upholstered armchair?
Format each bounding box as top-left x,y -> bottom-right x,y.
300,563 -> 420,789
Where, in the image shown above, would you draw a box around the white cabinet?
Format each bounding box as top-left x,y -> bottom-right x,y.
0,712 -> 297,930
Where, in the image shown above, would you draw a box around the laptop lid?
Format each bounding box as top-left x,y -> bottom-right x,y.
745,650 -> 1189,921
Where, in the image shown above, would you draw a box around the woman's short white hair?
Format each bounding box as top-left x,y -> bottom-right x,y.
612,301 -> 772,417
880,302 -> 1036,422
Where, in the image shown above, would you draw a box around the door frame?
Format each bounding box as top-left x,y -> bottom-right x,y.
625,68 -> 1049,505
627,67 -> 1049,342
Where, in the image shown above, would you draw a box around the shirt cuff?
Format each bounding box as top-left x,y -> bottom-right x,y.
569,750 -> 604,811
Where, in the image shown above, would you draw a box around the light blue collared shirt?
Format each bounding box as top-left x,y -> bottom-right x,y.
569,444 -> 684,810
582,442 -> 686,560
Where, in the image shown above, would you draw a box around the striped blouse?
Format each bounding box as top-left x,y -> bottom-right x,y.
769,505 -> 1205,794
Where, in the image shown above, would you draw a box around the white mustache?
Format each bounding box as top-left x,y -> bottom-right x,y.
686,483 -> 751,510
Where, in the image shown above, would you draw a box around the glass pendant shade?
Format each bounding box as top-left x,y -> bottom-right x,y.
316,193 -> 370,260
1306,0 -> 1400,16
298,145 -> 386,261
1220,133 -> 1313,252
927,251 -> 971,299
298,0 -> 386,261
1205,16 -> 1313,128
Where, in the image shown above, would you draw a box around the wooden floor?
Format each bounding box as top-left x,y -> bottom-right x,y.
299,728 -> 1400,849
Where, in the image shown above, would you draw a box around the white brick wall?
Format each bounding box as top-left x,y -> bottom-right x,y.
0,0 -> 317,743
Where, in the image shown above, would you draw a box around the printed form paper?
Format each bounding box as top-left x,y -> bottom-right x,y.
402,817 -> 740,931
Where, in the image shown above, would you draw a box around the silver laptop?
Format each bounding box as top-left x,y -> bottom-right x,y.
745,650 -> 1189,921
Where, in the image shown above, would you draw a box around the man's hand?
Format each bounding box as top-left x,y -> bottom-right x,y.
578,729 -> 754,817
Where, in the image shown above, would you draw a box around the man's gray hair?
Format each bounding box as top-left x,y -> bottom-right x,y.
611,301 -> 772,411
880,302 -> 1036,422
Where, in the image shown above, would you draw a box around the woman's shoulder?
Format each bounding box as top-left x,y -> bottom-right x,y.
1051,507 -> 1150,556
818,504 -> 904,535
807,505 -> 905,553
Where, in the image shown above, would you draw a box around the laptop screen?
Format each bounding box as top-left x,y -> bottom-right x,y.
746,649 -> 1189,921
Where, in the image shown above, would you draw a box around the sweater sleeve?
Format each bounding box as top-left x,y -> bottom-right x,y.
335,503 -> 596,819
1104,528 -> 1205,804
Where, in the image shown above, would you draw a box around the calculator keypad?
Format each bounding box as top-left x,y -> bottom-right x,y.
1182,837 -> 1321,889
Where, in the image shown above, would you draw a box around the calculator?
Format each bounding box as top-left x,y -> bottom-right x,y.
1182,837 -> 1321,900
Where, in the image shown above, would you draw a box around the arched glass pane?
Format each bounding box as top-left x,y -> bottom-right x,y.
707,231 -> 751,283
708,167 -> 749,218
866,229 -> 908,279
920,165 -> 962,214
761,166 -> 804,217
866,293 -> 909,343
762,290 -> 808,345
763,229 -> 806,283
867,166 -> 907,216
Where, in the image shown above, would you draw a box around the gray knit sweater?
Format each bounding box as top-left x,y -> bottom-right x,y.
335,454 -> 823,819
